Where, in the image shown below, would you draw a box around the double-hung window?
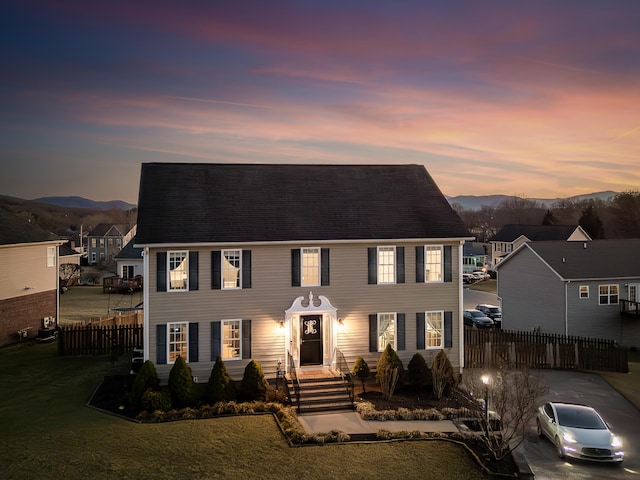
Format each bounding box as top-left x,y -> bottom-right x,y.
425,246 -> 443,282
377,312 -> 396,351
425,311 -> 444,348
378,247 -> 396,284
222,250 -> 241,289
221,319 -> 241,360
167,322 -> 188,363
599,284 -> 619,305
579,286 -> 589,299
46,246 -> 56,267
168,251 -> 188,291
301,248 -> 320,286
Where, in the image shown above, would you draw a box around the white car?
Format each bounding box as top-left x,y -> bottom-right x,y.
536,402 -> 624,463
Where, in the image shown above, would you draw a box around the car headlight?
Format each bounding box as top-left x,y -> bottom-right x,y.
562,431 -> 577,443
611,435 -> 623,448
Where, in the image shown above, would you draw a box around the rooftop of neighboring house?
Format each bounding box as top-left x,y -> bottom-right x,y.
463,241 -> 486,256
115,236 -> 143,260
59,241 -> 81,257
490,224 -> 589,243
136,163 -> 472,245
496,239 -> 640,279
0,207 -> 60,246
87,223 -> 131,237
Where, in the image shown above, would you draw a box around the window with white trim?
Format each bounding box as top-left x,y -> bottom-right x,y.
301,248 -> 320,286
222,249 -> 241,289
167,322 -> 188,363
579,286 -> 589,299
377,247 -> 396,284
221,319 -> 241,360
46,246 -> 56,267
377,312 -> 396,351
168,251 -> 188,291
425,246 -> 443,282
599,284 -> 619,305
425,311 -> 444,348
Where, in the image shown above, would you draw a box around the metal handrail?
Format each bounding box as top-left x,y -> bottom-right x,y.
335,348 -> 354,404
287,351 -> 301,412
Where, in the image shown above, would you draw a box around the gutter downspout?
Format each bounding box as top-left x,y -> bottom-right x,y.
565,280 -> 569,336
458,241 -> 465,374
143,247 -> 149,361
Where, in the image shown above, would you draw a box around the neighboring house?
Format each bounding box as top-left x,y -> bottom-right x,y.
86,223 -> 136,266
136,163 -> 472,383
0,208 -> 63,346
462,241 -> 488,274
489,224 -> 591,270
59,241 -> 82,287
496,239 -> 640,347
115,236 -> 143,279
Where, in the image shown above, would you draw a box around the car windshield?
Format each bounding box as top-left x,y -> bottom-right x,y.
555,406 -> 607,429
470,311 -> 484,317
488,308 -> 500,313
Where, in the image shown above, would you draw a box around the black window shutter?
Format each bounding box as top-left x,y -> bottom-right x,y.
397,313 -> 405,350
211,321 -> 221,361
189,251 -> 199,291
242,319 -> 251,359
368,248 -> 377,284
321,248 -> 330,286
416,312 -> 425,350
396,247 -> 405,283
189,323 -> 199,362
242,250 -> 252,288
444,246 -> 452,283
157,252 -> 167,292
415,246 -> 425,283
291,249 -> 301,286
156,324 -> 167,364
369,314 -> 377,352
444,311 -> 453,348
211,251 -> 221,289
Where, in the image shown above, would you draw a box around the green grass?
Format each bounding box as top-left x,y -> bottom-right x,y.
466,279 -> 497,294
0,343 -> 491,480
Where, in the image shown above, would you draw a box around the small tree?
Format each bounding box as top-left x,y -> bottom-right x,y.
205,355 -> 236,403
431,350 -> 458,400
129,360 -> 160,410
239,359 -> 269,402
352,357 -> 370,393
407,352 -> 431,393
168,356 -> 195,408
376,345 -> 404,400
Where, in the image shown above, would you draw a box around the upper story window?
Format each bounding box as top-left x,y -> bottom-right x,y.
301,248 -> 320,286
222,249 -> 241,289
425,311 -> 444,348
377,247 -> 396,284
167,322 -> 188,363
599,284 -> 619,305
425,246 -> 443,282
579,286 -> 589,299
91,238 -> 97,248
377,312 -> 396,351
169,251 -> 188,291
221,319 -> 242,360
291,248 -> 329,287
99,238 -> 104,248
46,246 -> 56,267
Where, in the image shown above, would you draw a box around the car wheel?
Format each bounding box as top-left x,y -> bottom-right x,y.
536,419 -> 543,437
555,436 -> 564,459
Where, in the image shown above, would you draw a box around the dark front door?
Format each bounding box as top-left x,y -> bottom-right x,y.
300,315 -> 322,366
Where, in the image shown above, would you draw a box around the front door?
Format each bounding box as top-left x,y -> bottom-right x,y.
300,315 -> 322,366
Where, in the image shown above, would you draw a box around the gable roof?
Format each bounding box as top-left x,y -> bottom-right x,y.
87,223 -> 130,237
490,224 -> 588,242
463,242 -> 486,256
136,163 -> 471,244
497,239 -> 640,280
115,236 -> 143,260
0,207 -> 60,246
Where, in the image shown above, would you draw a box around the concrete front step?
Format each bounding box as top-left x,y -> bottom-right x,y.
289,375 -> 354,413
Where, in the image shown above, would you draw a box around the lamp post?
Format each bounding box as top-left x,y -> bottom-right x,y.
481,374 -> 490,428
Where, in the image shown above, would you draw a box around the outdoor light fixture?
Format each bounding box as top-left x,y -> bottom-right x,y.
279,320 -> 285,329
481,375 -> 490,426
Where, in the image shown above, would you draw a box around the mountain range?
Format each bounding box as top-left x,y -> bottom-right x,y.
445,191 -> 618,211
32,196 -> 136,211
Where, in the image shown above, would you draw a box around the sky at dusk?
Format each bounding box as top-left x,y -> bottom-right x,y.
2,1 -> 639,204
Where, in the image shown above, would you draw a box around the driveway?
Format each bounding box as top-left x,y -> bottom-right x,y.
516,370 -> 640,479
463,288 -> 498,310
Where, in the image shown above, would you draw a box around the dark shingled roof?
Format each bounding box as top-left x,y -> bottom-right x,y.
87,223 -> 131,237
0,208 -> 60,246
500,239 -> 640,280
115,236 -> 143,259
136,163 -> 471,244
490,224 -> 584,242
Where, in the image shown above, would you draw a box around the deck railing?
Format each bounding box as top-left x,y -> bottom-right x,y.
287,351 -> 301,412
335,348 -> 354,404
621,299 -> 640,316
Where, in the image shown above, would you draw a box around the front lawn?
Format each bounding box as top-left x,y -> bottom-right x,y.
0,343 -> 491,480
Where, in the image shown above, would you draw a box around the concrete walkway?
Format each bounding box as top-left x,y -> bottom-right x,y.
298,411 -> 458,435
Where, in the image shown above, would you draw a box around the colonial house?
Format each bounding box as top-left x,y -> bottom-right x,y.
135,163 -> 472,385
115,236 -> 143,280
489,224 -> 591,270
0,208 -> 63,346
495,239 -> 640,347
87,223 -> 136,266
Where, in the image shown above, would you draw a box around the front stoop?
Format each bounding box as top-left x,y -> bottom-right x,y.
288,372 -> 354,414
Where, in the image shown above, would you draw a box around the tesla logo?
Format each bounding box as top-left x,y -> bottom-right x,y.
304,319 -> 317,335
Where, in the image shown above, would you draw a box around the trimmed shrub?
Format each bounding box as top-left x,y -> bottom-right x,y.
352,357 -> 370,393
407,353 -> 432,392
205,355 -> 236,404
239,359 -> 269,402
375,344 -> 404,384
129,360 -> 160,410
432,349 -> 459,400
141,388 -> 172,412
168,356 -> 195,408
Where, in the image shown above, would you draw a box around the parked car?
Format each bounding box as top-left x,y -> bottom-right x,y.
473,271 -> 490,280
463,309 -> 494,328
536,402 -> 624,463
475,304 -> 502,328
462,273 -> 474,284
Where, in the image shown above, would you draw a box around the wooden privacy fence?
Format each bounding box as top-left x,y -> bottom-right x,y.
58,324 -> 143,356
76,311 -> 143,327
464,327 -> 628,373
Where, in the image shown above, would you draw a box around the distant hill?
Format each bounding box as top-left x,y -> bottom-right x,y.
32,196 -> 136,211
446,191 -> 618,211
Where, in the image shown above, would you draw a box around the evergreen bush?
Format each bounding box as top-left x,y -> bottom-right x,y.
239,359 -> 269,401
352,357 -> 370,393
375,344 -> 404,384
431,349 -> 458,400
205,355 -> 236,403
407,352 -> 432,392
168,356 -> 195,408
129,360 -> 160,410
141,388 -> 172,412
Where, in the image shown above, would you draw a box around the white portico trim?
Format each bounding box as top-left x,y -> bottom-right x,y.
284,292 -> 339,371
